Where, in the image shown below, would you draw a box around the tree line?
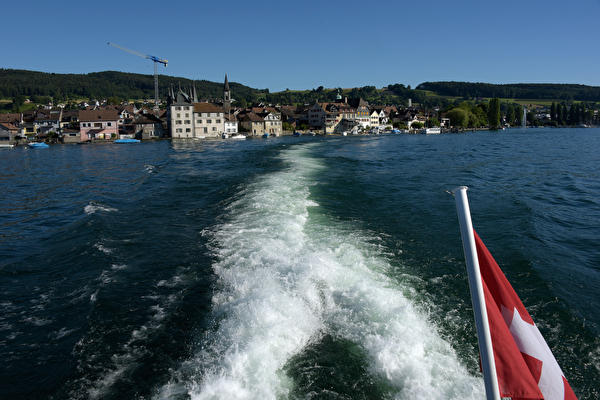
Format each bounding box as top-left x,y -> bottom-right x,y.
416,81 -> 600,103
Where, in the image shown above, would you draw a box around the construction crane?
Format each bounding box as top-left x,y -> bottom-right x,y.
108,42 -> 168,114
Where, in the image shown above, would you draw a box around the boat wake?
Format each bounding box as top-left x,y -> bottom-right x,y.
154,143 -> 484,399
84,201 -> 118,215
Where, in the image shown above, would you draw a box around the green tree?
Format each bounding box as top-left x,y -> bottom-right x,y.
447,107 -> 469,128
556,103 -> 563,125
569,103 -> 576,125
473,104 -> 488,127
488,97 -> 501,128
506,104 -> 515,126
12,95 -> 26,109
550,102 -> 556,122
237,97 -> 248,108
426,116 -> 440,127
410,122 -> 423,130
515,106 -> 523,126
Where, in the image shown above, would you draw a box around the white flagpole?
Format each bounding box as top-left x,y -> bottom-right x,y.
452,186 -> 501,400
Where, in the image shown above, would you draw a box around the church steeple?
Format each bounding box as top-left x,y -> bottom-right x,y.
223,74 -> 231,112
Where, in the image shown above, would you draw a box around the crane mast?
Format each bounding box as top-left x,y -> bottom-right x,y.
108,42 -> 168,115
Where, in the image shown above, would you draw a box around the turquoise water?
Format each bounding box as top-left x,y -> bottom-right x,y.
1,129 -> 598,399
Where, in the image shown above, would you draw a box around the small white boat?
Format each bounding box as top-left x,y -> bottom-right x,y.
341,131 -> 348,136
0,144 -> 15,148
420,127 -> 441,134
231,134 -> 246,140
222,133 -> 229,139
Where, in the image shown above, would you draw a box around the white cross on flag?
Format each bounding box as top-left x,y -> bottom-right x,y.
474,230 -> 577,400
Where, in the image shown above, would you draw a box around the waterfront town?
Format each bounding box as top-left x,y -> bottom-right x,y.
0,75 -> 457,145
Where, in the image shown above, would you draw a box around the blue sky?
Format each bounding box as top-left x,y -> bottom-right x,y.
4,0 -> 600,93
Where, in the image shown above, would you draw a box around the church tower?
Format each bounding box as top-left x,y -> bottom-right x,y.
223,74 -> 231,112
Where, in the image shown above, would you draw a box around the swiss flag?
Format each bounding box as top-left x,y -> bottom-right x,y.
474,230 -> 577,400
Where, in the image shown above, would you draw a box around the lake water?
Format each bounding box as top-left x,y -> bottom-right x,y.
1,128 -> 599,399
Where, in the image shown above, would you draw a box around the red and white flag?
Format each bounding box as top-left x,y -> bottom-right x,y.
474,230 -> 577,400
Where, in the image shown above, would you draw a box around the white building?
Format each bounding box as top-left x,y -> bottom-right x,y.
168,88 -> 195,138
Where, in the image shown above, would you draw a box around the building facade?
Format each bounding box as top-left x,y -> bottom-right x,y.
194,103 -> 225,137
168,88 -> 195,138
79,109 -> 119,141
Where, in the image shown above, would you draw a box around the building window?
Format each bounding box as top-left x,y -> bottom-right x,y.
207,119 -> 212,124
216,119 -> 221,123
186,128 -> 191,132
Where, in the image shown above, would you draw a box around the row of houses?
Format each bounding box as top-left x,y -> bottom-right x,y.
0,77 -> 440,142
0,106 -> 165,143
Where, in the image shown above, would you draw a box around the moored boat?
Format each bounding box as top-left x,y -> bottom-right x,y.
420,127 -> 441,134
231,134 -> 246,140
0,144 -> 15,148
114,138 -> 140,144
29,142 -> 49,148
292,132 -> 302,137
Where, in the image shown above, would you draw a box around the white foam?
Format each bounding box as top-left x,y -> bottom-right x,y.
84,201 -> 118,215
155,144 -> 483,399
94,244 -> 113,254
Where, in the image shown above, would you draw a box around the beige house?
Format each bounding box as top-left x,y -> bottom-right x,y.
170,104 -> 194,138
194,103 -> 225,137
240,113 -> 265,136
259,111 -> 282,136
369,110 -> 380,128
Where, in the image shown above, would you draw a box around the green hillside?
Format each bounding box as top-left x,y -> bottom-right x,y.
2,69 -> 600,112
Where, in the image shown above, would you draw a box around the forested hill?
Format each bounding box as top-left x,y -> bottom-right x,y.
3,69 -> 600,107
416,81 -> 600,102
0,69 -> 267,104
